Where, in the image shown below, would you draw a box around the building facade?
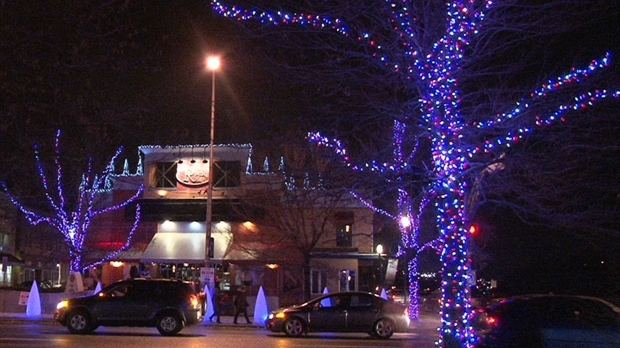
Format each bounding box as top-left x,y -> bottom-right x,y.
0,193 -> 69,289
5,143 -> 382,309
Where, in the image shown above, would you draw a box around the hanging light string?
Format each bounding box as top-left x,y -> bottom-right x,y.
212,1 -> 619,346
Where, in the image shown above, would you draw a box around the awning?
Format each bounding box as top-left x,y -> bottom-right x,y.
140,232 -> 206,263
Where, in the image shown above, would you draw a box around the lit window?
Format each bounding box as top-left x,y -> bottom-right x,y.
339,269 -> 356,291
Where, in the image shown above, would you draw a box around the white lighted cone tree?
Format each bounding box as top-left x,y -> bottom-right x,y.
1,130 -> 143,274
212,1 -> 619,347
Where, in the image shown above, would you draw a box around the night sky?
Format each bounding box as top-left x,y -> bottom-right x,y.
1,1 -> 618,298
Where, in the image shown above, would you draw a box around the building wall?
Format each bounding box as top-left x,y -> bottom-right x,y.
90,144 -> 379,303
0,195 -> 18,287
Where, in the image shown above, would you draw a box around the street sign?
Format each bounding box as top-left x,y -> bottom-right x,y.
18,292 -> 29,305
200,267 -> 215,288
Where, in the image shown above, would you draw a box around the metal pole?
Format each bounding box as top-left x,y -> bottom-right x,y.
206,67 -> 216,267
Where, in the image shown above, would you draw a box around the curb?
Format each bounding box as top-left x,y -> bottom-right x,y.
0,314 -> 266,329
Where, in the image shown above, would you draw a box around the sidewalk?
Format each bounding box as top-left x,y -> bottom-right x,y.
202,315 -> 265,328
0,312 -> 55,325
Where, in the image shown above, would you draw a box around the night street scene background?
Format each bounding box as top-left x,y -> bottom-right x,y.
1,0 -> 619,343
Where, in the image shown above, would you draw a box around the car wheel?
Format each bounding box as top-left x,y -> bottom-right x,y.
283,317 -> 305,337
156,313 -> 183,336
66,309 -> 92,334
372,318 -> 394,339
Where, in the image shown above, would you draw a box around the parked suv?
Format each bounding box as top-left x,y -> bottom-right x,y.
54,278 -> 204,336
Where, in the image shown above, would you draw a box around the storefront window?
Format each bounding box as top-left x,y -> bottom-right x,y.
311,269 -> 329,294
0,264 -> 11,285
339,269 -> 356,291
160,263 -> 201,284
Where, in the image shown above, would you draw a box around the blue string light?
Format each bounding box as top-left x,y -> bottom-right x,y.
212,1 -> 619,346
1,130 -> 143,274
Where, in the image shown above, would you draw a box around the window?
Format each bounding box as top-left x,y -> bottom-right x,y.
213,161 -> 241,188
339,269 -> 356,291
336,224 -> 352,247
334,212 -> 354,248
311,269 -> 329,294
0,231 -> 12,250
110,283 -> 133,298
350,294 -> 373,307
0,264 -> 11,284
154,162 -> 177,188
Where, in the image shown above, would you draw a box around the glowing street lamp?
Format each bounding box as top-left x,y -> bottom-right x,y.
207,56 -> 221,71
376,244 -> 384,255
205,56 -> 220,268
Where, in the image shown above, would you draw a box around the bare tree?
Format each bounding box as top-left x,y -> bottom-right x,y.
232,140 -> 373,302
308,128 -> 439,321
1,131 -> 143,274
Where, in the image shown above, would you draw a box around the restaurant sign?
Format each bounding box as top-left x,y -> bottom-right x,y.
176,161 -> 209,186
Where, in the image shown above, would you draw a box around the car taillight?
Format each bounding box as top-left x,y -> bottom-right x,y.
485,315 -> 498,326
189,294 -> 199,307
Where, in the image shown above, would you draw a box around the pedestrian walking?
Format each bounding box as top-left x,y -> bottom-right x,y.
209,283 -> 222,323
233,285 -> 251,324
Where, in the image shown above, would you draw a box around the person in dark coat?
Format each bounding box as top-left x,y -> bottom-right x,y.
233,286 -> 251,324
209,283 -> 222,323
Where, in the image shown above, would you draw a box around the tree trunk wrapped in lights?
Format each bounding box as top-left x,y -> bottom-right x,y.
212,1 -> 619,347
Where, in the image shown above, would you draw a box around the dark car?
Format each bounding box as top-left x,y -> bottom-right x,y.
387,288 -> 410,304
265,291 -> 410,339
473,294 -> 620,348
54,278 -> 204,336
17,280 -> 53,290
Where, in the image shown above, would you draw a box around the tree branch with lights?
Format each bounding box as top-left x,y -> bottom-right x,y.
308,124 -> 440,320
212,1 -> 619,346
1,130 -> 143,274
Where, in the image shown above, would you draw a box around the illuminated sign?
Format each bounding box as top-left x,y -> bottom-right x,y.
176,161 -> 209,186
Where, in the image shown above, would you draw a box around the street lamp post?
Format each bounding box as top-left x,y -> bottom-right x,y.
205,56 -> 220,269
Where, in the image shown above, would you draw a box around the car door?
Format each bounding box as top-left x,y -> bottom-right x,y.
345,294 -> 378,332
93,282 -> 150,323
308,294 -> 349,332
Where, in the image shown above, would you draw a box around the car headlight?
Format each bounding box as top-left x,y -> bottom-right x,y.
56,300 -> 69,310
275,312 -> 285,319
